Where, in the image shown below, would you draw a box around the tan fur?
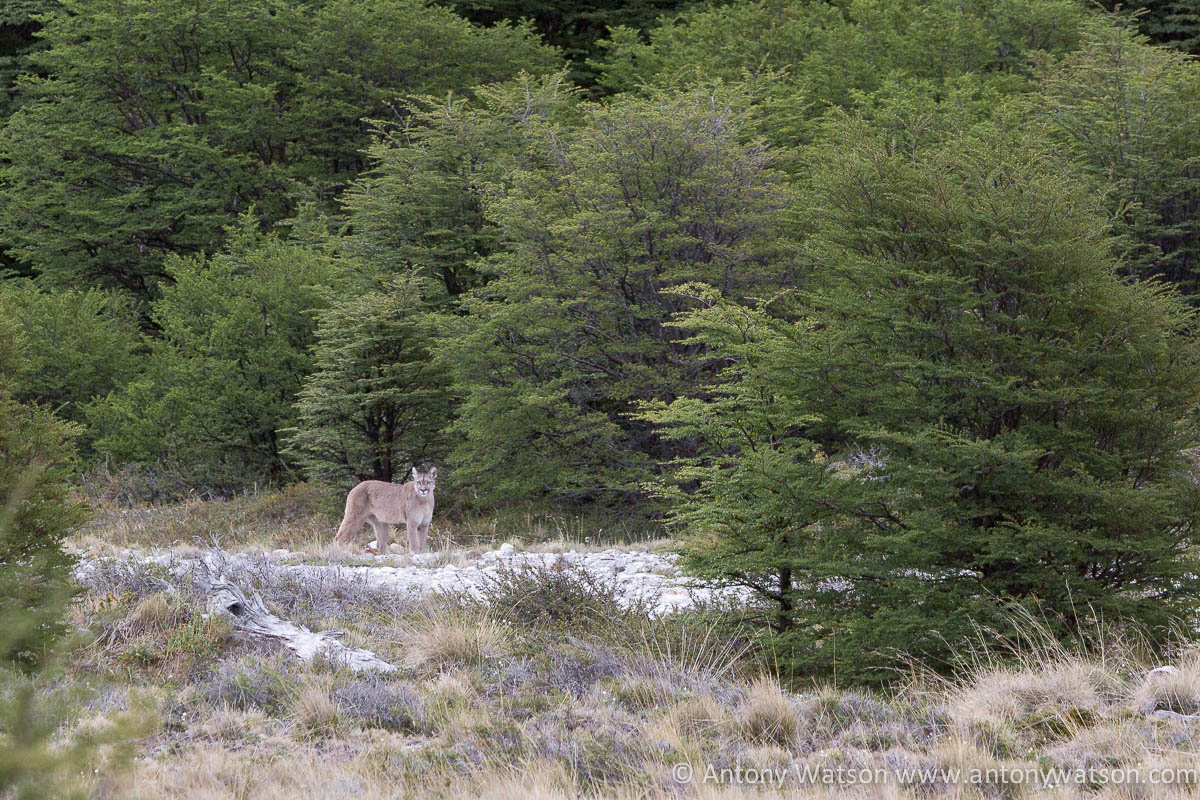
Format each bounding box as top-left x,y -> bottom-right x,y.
334,466 -> 437,553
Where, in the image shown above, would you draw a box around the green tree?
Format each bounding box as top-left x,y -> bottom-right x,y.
0,317 -> 131,798
87,221 -> 342,491
650,112 -> 1200,683
0,281 -> 141,437
596,0 -> 1086,115
0,0 -> 59,119
1036,21 -> 1200,295
0,316 -> 85,665
443,87 -> 795,505
1098,0 -> 1200,54
0,0 -> 558,298
439,0 -> 691,88
340,72 -> 580,302
285,276 -> 451,488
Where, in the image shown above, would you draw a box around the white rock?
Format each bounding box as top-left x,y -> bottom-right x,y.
76,543 -> 758,616
1148,666 -> 1181,679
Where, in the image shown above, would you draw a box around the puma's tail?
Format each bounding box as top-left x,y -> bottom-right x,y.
335,484 -> 367,543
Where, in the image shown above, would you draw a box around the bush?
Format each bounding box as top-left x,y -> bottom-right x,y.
650,104 -> 1200,683
284,274 -> 451,487
0,281 -> 141,440
0,321 -> 111,798
0,320 -> 87,664
86,224 -> 341,492
333,677 -> 430,733
479,560 -> 649,633
201,656 -> 296,716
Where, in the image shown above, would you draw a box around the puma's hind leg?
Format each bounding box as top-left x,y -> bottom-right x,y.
368,515 -> 391,552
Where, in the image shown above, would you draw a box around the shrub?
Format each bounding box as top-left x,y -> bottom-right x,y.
0,322 -> 87,665
201,656 -> 295,716
650,103 -> 1200,683
333,677 -> 429,734
479,560 -> 648,634
404,613 -> 508,669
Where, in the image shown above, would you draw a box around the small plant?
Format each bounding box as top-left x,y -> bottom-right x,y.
737,676 -> 799,747
404,611 -> 508,668
200,656 -> 295,716
479,560 -> 649,634
164,612 -> 234,660
290,683 -> 343,739
333,678 -> 429,734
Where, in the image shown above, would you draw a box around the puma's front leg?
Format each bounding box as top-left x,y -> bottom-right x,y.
406,520 -> 422,554
417,521 -> 430,553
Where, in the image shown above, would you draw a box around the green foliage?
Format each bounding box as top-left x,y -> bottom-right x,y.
0,0 -> 59,119
1098,0 -> 1200,54
87,221 -> 342,491
596,0 -> 1087,115
0,0 -> 559,297
443,86 -> 795,505
649,110 -> 1200,683
0,280 -> 141,438
480,560 -> 651,632
0,314 -> 86,666
1036,20 -> 1200,295
0,401 -> 83,665
439,0 -> 692,88
285,275 -> 452,487
0,674 -> 92,800
341,72 -> 580,302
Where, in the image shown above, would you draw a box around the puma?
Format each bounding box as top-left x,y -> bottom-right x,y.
334,466 -> 437,554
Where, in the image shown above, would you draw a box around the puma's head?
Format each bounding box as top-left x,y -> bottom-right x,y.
411,466 -> 437,498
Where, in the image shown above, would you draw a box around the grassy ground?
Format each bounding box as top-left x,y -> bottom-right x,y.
68,483 -> 668,559
39,490 -> 1200,798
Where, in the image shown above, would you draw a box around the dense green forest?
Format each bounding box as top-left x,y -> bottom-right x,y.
6,0 -> 1200,682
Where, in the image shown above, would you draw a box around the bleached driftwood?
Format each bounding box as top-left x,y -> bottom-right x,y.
199,570 -> 396,673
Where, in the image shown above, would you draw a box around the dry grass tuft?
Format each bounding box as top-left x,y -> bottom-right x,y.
427,669 -> 478,706
289,683 -> 343,738
947,657 -> 1121,732
1131,651 -> 1200,715
665,693 -> 727,740
737,676 -> 799,747
472,762 -> 578,800
196,706 -> 271,742
126,592 -> 174,633
403,613 -> 508,668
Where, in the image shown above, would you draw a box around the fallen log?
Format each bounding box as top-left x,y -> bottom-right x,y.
198,568 -> 397,673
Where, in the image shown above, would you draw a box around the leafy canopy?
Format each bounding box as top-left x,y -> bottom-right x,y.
649,108 -> 1200,683
0,0 -> 559,297
87,220 -> 343,491
443,86 -> 795,504
285,275 -> 451,488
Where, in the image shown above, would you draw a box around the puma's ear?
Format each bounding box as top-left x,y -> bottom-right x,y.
411,466 -> 419,480
430,467 -> 438,478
